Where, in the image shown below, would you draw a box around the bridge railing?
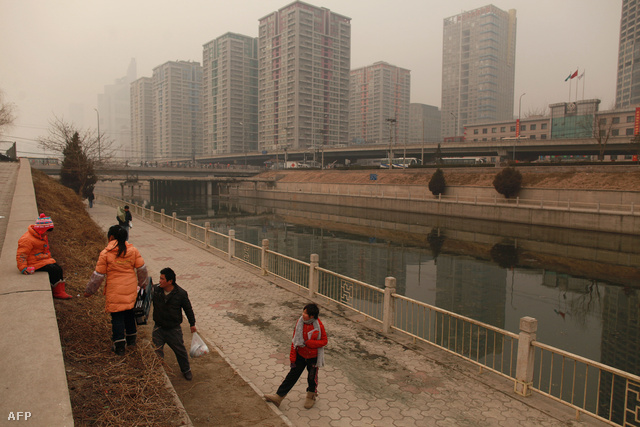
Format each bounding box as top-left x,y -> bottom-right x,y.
99,194 -> 640,426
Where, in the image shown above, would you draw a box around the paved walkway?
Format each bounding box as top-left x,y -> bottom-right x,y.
88,200 -> 604,427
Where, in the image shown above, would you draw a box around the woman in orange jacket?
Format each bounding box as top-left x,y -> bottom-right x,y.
84,225 -> 148,356
16,213 -> 72,299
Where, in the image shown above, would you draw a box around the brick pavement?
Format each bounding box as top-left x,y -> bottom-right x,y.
88,201 -> 605,427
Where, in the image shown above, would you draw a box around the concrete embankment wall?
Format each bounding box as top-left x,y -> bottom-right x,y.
0,159 -> 74,426
231,181 -> 640,235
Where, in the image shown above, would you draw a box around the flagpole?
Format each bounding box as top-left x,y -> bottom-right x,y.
575,68 -> 579,102
569,74 -> 572,102
582,70 -> 586,100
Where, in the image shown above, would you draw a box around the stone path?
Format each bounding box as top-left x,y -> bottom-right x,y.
88,201 -> 605,427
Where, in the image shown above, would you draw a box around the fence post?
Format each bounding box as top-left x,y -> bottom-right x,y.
228,229 -> 235,261
172,212 -> 176,234
149,206 -> 154,221
308,254 -> 319,297
186,216 -> 191,240
204,222 -> 210,248
382,277 -> 396,334
261,239 -> 269,276
514,316 -> 538,397
516,197 -> 519,206
161,209 -> 165,228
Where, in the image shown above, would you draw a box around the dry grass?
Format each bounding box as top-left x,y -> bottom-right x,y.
31,169 -> 184,426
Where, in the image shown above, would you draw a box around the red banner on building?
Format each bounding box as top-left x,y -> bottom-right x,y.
515,119 -> 520,138
635,107 -> 640,135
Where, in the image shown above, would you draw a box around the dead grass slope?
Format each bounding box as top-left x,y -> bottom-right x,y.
32,169 -> 183,426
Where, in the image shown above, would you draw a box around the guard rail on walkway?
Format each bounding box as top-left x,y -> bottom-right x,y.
100,194 -> 640,427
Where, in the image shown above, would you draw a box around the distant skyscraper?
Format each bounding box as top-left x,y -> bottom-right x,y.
130,77 -> 153,161
97,58 -> 137,160
615,0 -> 640,108
409,104 -> 441,146
258,1 -> 351,152
151,61 -> 203,161
203,33 -> 258,156
441,5 -> 516,140
349,61 -> 411,147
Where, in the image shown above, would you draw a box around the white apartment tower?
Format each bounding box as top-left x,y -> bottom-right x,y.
616,0 -> 640,108
258,1 -> 351,152
441,5 -> 516,140
130,77 -> 153,161
151,61 -> 203,161
203,33 -> 258,155
349,61 -> 410,146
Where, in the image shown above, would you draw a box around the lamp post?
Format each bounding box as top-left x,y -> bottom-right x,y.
515,92 -> 526,161
93,108 -> 101,162
385,118 -> 396,167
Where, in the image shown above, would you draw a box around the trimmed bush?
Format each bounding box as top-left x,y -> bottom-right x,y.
493,167 -> 522,198
428,168 -> 446,196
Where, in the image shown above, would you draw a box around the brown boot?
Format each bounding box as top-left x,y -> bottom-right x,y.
264,393 -> 285,408
304,391 -> 316,409
52,281 -> 73,299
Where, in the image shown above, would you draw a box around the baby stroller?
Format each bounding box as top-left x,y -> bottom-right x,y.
134,277 -> 152,325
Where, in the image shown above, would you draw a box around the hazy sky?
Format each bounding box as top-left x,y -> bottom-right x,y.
0,0 -> 622,156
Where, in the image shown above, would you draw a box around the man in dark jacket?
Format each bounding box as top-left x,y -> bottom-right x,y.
151,267 -> 197,380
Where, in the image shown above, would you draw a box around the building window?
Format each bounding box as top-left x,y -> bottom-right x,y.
482,128 -> 488,134
530,124 -> 537,130
612,129 -> 620,136
510,126 -> 516,132
626,128 -> 634,135
520,125 -> 526,131
541,134 -> 547,139
529,135 -> 536,139
612,117 -> 620,124
500,127 -> 506,132
491,127 -> 497,133
599,118 -> 607,125
474,129 -> 479,134
627,115 -> 635,123
541,123 -> 548,130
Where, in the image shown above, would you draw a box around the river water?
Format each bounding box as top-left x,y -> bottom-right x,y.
122,188 -> 639,379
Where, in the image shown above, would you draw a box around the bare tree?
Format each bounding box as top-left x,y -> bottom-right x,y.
592,115 -> 615,161
524,107 -> 548,118
38,115 -> 114,164
0,89 -> 16,136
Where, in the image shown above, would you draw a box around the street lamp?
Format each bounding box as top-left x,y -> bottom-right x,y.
93,108 -> 101,162
515,92 -> 526,161
385,118 -> 397,167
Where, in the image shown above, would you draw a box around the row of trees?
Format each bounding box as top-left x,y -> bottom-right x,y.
428,166 -> 523,199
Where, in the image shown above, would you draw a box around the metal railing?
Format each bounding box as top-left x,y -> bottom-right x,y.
99,194 -> 639,426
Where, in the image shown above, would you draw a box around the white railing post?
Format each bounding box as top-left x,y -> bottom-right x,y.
161,209 -> 165,228
228,229 -> 235,261
309,253 -> 319,297
149,206 -> 154,221
382,277 -> 396,334
186,216 -> 191,240
514,316 -> 538,397
172,212 -> 176,234
204,222 -> 210,248
261,239 -> 269,275
516,197 -> 519,206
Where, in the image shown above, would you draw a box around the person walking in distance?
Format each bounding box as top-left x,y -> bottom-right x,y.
16,213 -> 72,299
265,303 -> 328,409
84,225 -> 148,355
150,267 -> 197,380
116,205 -> 132,240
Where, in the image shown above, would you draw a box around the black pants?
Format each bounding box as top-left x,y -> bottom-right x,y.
111,309 -> 137,344
36,263 -> 64,286
276,353 -> 318,396
153,325 -> 190,374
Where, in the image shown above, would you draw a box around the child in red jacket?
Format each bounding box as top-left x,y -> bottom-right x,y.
265,303 -> 328,409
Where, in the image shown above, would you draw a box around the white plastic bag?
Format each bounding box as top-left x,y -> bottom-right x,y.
189,332 -> 209,358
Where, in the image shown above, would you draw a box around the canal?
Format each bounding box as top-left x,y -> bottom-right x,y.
121,188 -> 639,379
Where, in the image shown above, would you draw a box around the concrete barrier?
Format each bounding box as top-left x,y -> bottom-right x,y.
0,159 -> 74,426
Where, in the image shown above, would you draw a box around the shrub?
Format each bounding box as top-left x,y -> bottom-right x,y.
493,167 -> 522,198
428,168 -> 446,196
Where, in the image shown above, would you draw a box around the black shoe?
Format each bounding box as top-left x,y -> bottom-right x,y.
183,371 -> 193,381
126,336 -> 136,346
112,341 -> 126,356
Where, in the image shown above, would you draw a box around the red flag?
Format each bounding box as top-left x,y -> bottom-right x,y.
565,69 -> 578,81
570,70 -> 578,79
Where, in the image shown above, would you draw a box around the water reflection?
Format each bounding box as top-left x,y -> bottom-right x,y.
123,189 -> 639,377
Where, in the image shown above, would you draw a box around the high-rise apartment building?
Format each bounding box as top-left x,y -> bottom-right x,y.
258,1 -> 351,152
409,103 -> 441,144
98,58 -> 137,160
615,0 -> 640,108
441,5 -> 516,140
203,33 -> 258,156
151,61 -> 203,161
130,77 -> 153,161
349,61 -> 410,147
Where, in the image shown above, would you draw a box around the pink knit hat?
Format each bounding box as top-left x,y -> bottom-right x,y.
34,213 -> 54,233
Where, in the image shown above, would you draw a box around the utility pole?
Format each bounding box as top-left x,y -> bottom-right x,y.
386,118 -> 396,167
